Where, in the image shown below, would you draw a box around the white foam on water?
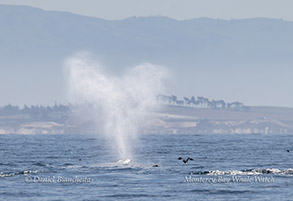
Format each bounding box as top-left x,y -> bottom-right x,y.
116,158 -> 132,164
205,168 -> 293,175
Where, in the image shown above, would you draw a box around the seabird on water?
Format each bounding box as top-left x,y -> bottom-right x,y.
178,157 -> 194,164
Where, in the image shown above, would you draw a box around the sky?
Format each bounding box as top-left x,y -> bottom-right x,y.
0,0 -> 293,21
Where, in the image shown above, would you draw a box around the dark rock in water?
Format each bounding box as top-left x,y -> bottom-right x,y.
287,150 -> 290,152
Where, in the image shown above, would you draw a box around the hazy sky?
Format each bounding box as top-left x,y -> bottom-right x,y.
0,0 -> 293,21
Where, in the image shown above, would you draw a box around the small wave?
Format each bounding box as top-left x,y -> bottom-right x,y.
192,168 -> 293,176
0,162 -> 17,167
63,163 -> 74,166
0,172 -> 15,177
33,162 -> 48,167
58,159 -> 135,170
103,193 -> 157,198
189,189 -> 253,194
0,170 -> 38,177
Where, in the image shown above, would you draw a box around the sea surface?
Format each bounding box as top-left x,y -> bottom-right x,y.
0,133 -> 292,201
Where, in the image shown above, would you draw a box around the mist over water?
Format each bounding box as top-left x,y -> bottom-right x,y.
64,54 -> 167,160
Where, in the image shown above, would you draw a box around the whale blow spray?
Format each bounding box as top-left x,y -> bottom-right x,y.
65,54 -> 167,159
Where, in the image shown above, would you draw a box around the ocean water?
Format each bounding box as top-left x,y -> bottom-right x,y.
0,133 -> 292,201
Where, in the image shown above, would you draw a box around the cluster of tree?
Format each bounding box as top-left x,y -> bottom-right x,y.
0,103 -> 70,116
157,94 -> 249,111
0,94 -> 249,116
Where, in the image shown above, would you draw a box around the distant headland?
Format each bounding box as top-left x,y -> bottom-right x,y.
1,95 -> 292,135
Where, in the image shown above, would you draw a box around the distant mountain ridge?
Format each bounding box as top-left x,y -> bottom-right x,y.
2,5 -> 293,64
1,5 -> 293,106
